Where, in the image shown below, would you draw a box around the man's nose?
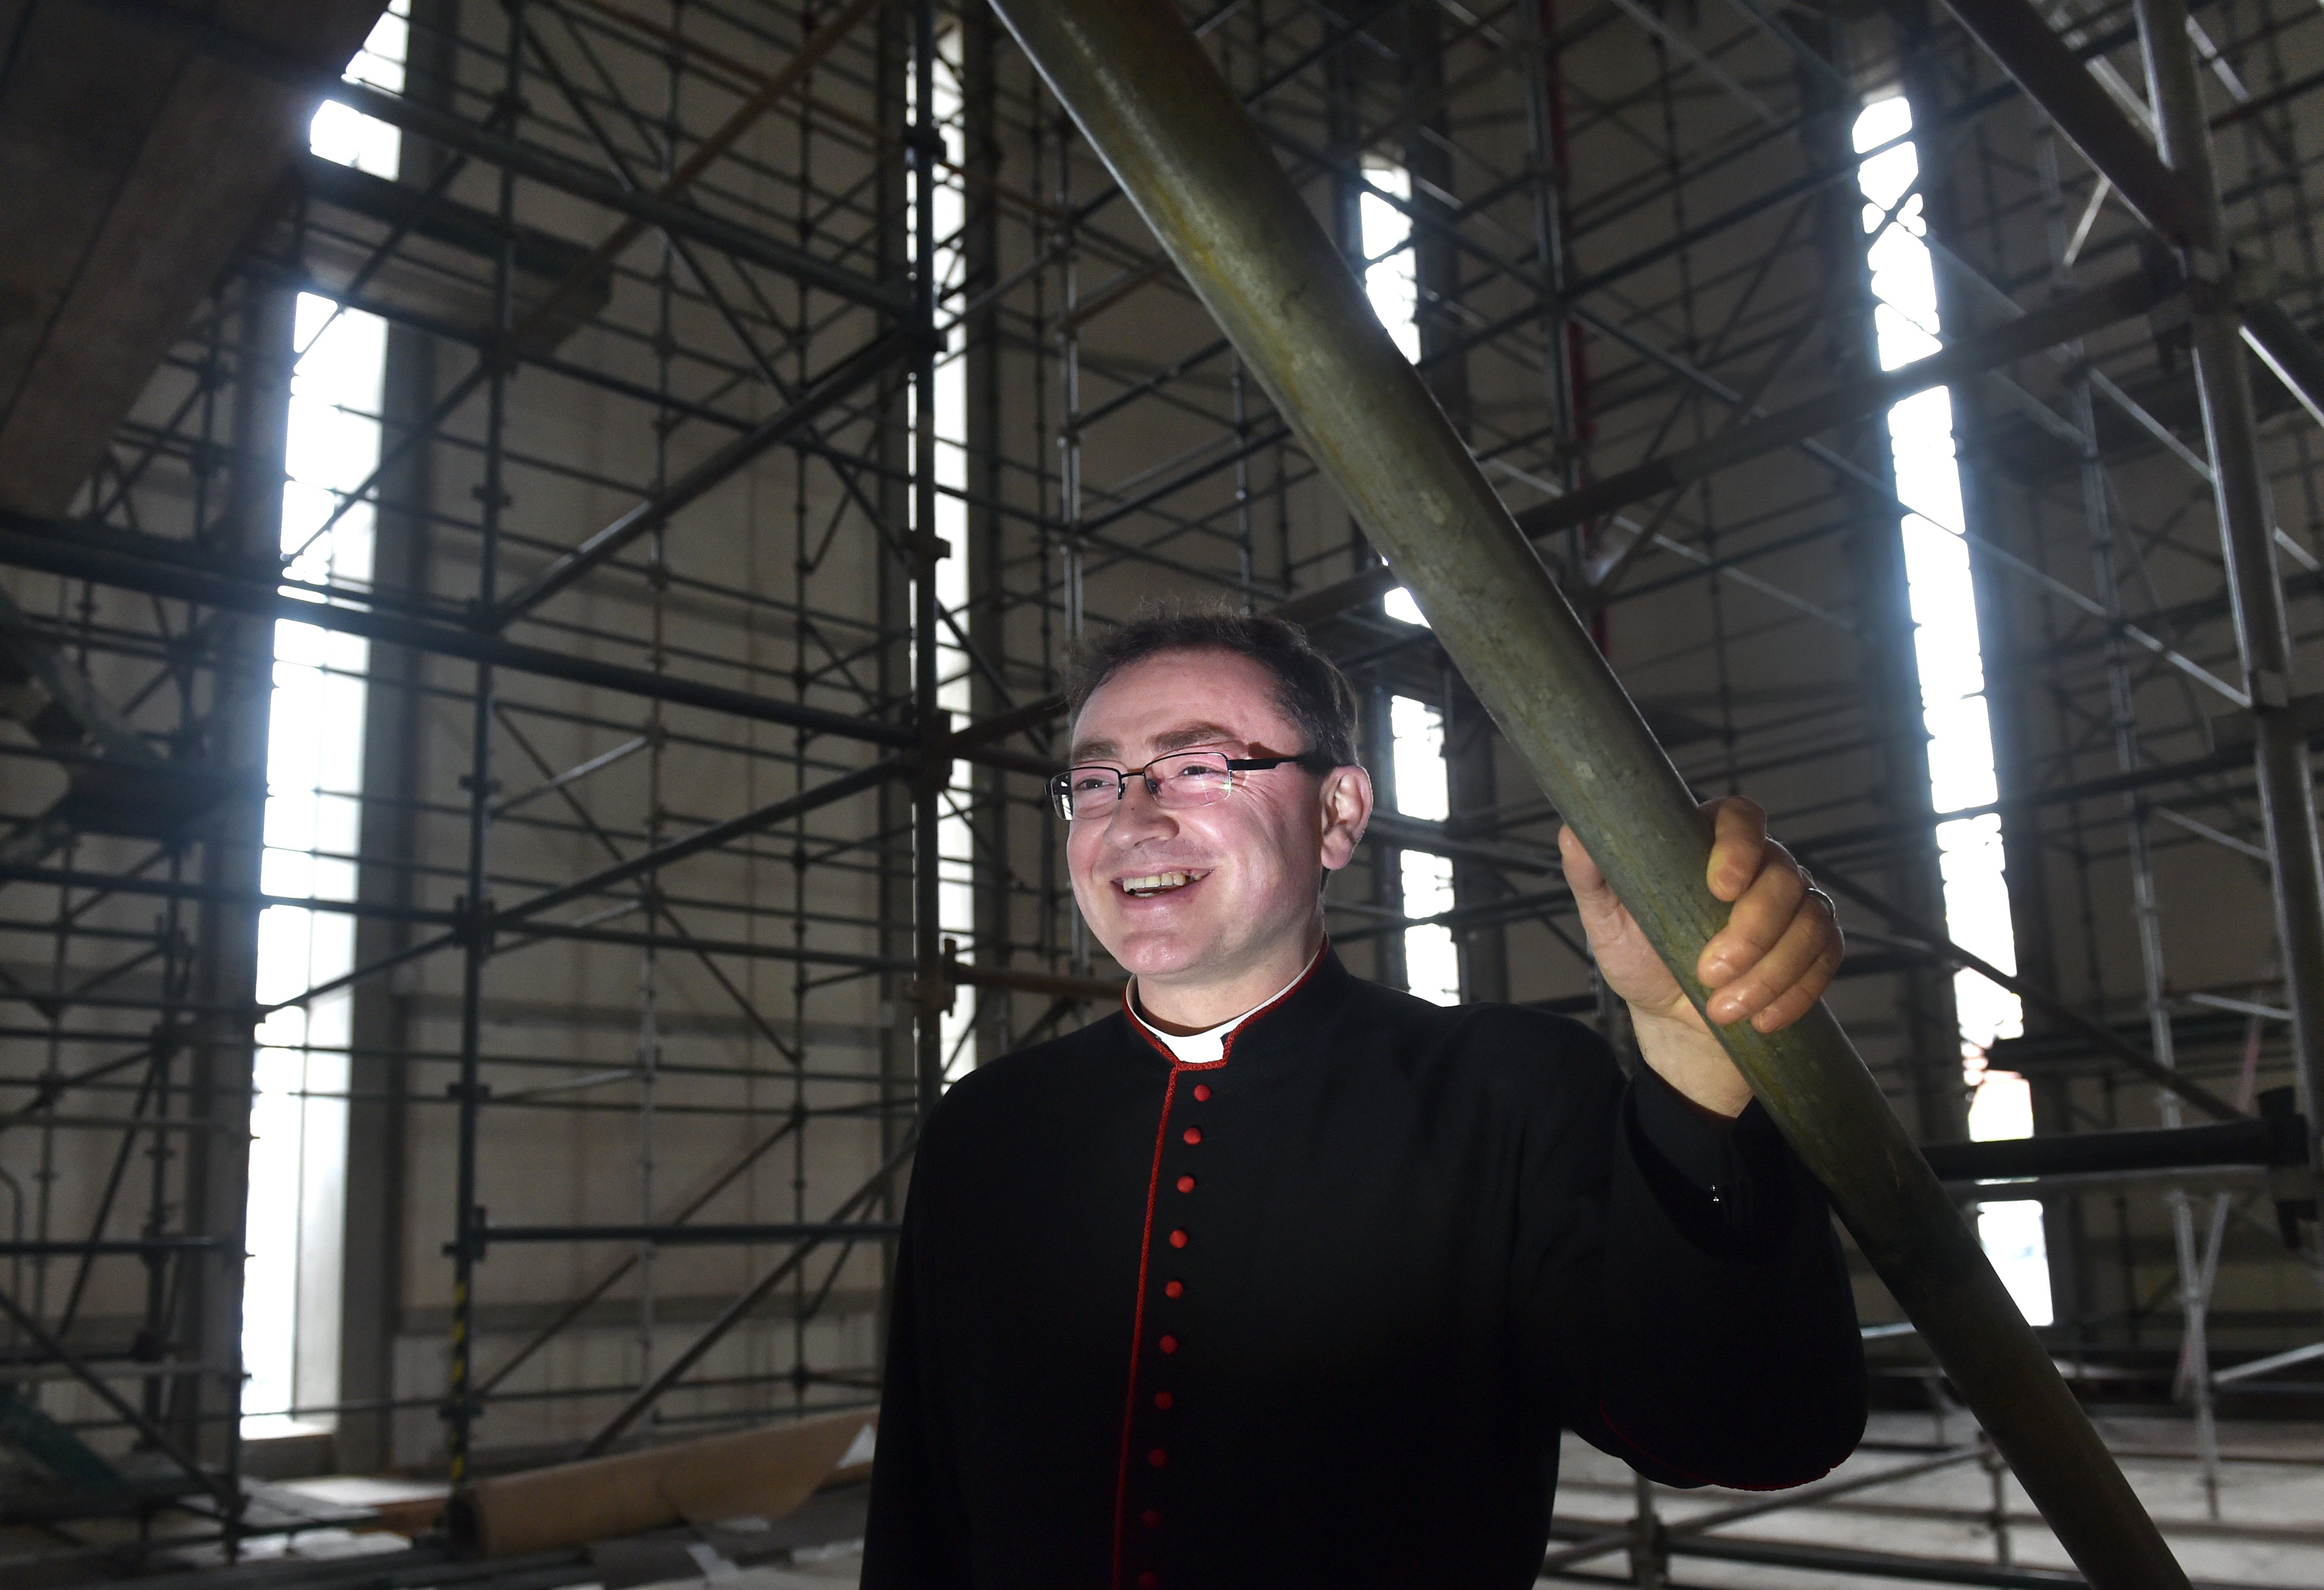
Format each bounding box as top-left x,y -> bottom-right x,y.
1104,773 -> 1177,840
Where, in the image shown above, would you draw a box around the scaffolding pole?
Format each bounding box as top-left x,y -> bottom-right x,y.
2129,0 -> 2324,1217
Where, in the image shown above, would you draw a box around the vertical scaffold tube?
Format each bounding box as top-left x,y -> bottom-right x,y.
986,3 -> 2188,1585
2133,0 -> 2324,1226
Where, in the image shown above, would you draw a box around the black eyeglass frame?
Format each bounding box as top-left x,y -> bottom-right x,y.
1046,750 -> 1339,822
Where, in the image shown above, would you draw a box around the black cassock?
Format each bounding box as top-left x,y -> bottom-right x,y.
863,947 -> 1864,1589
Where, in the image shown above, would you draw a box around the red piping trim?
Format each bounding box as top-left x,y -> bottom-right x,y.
1109,945 -> 1333,1580
1110,1067 -> 1180,1589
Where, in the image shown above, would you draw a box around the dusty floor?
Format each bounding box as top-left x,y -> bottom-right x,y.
1546,1410 -> 2324,1589
30,1410 -> 2311,1588
712,1411 -> 2324,1588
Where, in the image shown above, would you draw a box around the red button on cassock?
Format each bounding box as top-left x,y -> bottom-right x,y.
1154,1390 -> 1173,1409
1138,1573 -> 1159,1589
1182,1126 -> 1202,1145
1168,1228 -> 1188,1248
1193,1083 -> 1212,1101
1176,1174 -> 1195,1194
1143,1509 -> 1163,1529
1164,1279 -> 1184,1298
1148,1448 -> 1168,1468
1159,1334 -> 1179,1354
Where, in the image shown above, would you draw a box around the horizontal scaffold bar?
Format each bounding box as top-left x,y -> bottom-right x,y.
0,512 -> 914,745
1923,1104 -> 2309,1183
0,512 -> 1031,781
472,1221 -> 903,1251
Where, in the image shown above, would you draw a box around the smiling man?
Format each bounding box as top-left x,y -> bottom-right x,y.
863,609 -> 1865,1589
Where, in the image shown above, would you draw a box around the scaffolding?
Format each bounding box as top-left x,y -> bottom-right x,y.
1,0 -> 2321,1576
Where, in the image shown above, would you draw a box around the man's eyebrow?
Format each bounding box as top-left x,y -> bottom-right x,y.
1066,722 -> 1245,765
1150,722 -> 1243,753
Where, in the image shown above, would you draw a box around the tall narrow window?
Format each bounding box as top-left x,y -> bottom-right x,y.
915,31 -> 978,1079
1852,96 -> 2049,1326
242,3 -> 407,1435
1363,178 -> 1455,1002
1391,697 -> 1460,1005
1360,164 -> 1432,630
1359,162 -> 1421,364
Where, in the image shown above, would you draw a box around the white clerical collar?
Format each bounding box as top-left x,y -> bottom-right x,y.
1128,942 -> 1326,1066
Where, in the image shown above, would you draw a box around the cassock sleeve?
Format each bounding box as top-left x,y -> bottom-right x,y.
1517,1029 -> 1866,1490
861,1132 -> 973,1586
1629,1061 -> 1747,1199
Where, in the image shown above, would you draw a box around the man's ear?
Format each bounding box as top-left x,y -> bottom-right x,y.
1317,765 -> 1373,873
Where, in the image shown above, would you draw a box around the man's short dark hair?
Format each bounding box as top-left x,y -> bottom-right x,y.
1062,603 -> 1362,768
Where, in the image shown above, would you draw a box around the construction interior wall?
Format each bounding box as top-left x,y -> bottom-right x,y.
2,0 -> 2322,1573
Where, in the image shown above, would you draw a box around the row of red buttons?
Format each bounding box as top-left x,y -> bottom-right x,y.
1132,1079 -> 1212,1589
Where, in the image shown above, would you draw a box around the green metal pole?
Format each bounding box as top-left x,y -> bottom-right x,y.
986,3 -> 2187,1585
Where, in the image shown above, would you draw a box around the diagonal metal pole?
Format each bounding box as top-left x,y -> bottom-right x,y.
494,756 -> 913,930
2241,300 -> 2324,432
0,1281 -> 232,1509
985,3 -> 2189,1585
1800,857 -> 2243,1121
1925,0 -> 2210,244
487,328 -> 922,624
578,1127 -> 920,1456
490,706 -> 802,1065
473,1110 -> 807,1397
1508,268 -> 2170,542
488,15 -> 938,639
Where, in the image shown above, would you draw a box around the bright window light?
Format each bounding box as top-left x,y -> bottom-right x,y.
1854,95 -> 2047,1327
1391,697 -> 1460,1005
914,32 -> 979,1080
308,3 -> 407,178
1361,170 -> 1424,628
244,4 -> 407,1435
1976,1196 -> 2054,1324
1361,163 -> 1421,365
1382,586 -> 1429,627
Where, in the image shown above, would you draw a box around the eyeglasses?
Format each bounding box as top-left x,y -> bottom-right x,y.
1047,749 -> 1334,822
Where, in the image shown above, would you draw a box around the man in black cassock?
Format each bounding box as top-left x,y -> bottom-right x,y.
863,611 -> 1865,1588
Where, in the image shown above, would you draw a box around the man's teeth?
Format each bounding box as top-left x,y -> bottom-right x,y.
1121,871 -> 1196,897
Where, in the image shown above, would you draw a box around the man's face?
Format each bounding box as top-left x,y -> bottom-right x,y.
1065,649 -> 1369,992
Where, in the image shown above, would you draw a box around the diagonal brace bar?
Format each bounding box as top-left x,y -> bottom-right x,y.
489,327 -> 926,624
1933,0 -> 2211,245
2242,299 -> 2324,433
1803,862 -> 2242,1120
1510,266 -> 2173,542
579,1126 -> 921,1455
495,756 -> 912,929
0,1282 -> 233,1510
